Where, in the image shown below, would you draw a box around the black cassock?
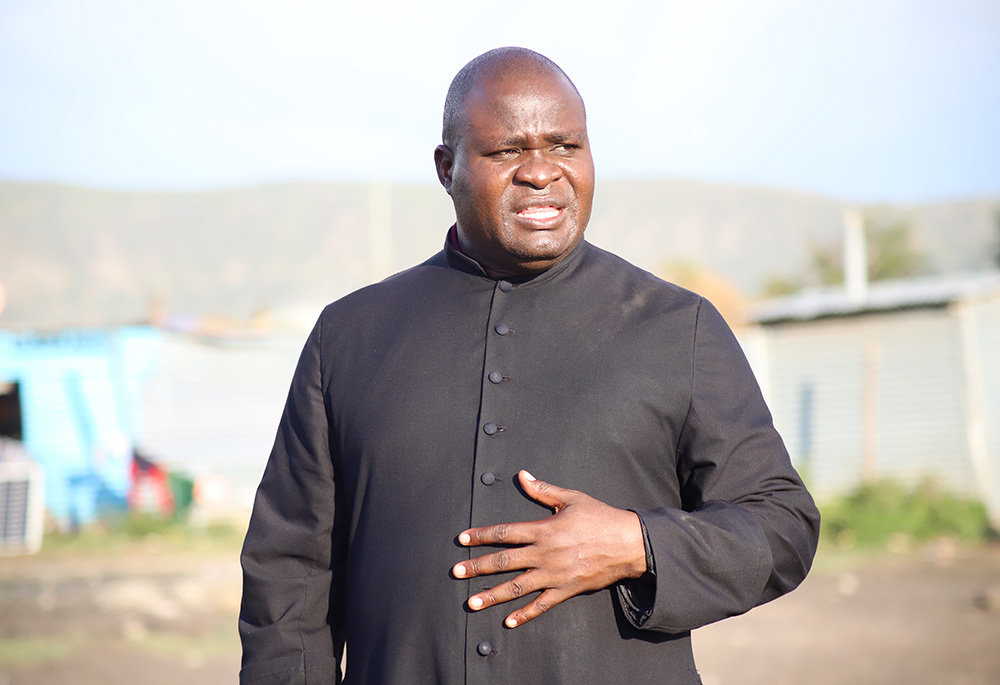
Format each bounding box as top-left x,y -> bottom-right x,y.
239,235 -> 820,685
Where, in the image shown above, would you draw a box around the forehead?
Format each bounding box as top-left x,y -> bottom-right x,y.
461,66 -> 586,142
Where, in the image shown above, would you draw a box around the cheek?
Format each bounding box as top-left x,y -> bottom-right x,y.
475,177 -> 512,216
570,172 -> 595,213
452,175 -> 483,214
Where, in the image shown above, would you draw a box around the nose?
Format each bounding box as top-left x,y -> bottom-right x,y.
513,151 -> 563,189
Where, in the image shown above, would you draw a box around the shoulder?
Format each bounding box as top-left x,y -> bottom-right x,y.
317,250 -> 453,318
578,242 -> 706,317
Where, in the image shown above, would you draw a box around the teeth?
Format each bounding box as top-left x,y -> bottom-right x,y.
518,207 -> 560,220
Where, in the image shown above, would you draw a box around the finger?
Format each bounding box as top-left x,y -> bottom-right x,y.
518,470 -> 573,512
457,520 -> 537,547
503,588 -> 568,628
465,571 -> 541,611
453,545 -> 536,580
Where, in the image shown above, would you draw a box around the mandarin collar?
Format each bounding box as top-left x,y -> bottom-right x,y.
442,226 -> 590,289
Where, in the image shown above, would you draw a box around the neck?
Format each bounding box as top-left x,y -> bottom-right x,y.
451,225 -> 567,280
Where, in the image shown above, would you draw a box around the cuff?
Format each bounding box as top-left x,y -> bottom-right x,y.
615,513 -> 657,628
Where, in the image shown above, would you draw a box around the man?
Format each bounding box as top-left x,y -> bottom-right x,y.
239,47 -> 820,684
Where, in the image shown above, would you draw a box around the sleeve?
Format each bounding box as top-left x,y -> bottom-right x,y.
618,297 -> 820,634
238,314 -> 346,683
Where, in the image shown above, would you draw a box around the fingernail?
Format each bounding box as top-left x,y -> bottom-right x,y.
522,471 -> 536,482
454,564 -> 466,578
458,532 -> 471,545
469,596 -> 484,610
506,617 -> 518,628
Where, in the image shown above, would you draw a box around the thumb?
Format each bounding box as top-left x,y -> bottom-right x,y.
519,470 -> 571,512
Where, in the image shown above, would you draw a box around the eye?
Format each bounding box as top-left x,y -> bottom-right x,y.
489,148 -> 520,160
551,143 -> 578,154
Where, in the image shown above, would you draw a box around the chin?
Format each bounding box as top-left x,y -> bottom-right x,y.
510,235 -> 579,263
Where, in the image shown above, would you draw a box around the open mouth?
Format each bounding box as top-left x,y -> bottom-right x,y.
516,206 -> 563,222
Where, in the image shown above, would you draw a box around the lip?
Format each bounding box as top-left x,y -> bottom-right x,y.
513,199 -> 567,227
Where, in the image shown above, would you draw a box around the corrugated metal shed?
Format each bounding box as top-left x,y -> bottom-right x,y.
754,272 -> 1000,323
744,271 -> 1000,524
0,315 -> 317,523
139,331 -> 305,509
0,327 -> 159,527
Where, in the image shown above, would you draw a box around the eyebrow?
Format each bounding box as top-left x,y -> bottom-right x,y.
487,131 -> 584,148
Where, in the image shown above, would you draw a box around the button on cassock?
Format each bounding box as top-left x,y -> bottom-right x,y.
495,323 -> 510,335
498,280 -> 513,292
483,422 -> 498,435
477,640 -> 493,656
480,471 -> 496,486
488,370 -> 503,384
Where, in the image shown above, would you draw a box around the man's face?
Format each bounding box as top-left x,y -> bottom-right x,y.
435,67 -> 595,278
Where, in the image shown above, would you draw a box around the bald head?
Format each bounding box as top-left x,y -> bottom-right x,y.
433,47 -> 594,278
442,47 -> 584,149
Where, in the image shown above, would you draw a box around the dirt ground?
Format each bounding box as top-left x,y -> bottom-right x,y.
1,535 -> 999,684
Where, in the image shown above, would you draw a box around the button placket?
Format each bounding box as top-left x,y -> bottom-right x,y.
477,280 -> 514,484
467,279 -> 516,679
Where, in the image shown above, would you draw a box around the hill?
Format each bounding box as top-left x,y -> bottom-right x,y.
1,179 -> 997,327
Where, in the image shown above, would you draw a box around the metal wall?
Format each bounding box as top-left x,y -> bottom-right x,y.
139,332 -> 305,509
0,327 -> 159,527
959,296 -> 1000,521
757,308 -> 978,503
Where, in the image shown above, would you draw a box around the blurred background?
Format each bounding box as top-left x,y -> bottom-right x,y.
1,1 -> 999,683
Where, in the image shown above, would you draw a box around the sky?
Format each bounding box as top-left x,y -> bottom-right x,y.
0,0 -> 998,203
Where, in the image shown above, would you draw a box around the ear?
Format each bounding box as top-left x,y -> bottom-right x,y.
434,144 -> 455,194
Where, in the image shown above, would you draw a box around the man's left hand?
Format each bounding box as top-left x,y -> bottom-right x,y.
452,470 -> 647,628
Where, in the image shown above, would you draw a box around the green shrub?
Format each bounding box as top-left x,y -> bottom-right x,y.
41,510 -> 244,555
820,478 -> 991,549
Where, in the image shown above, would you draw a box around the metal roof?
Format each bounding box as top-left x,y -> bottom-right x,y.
751,271 -> 1000,324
